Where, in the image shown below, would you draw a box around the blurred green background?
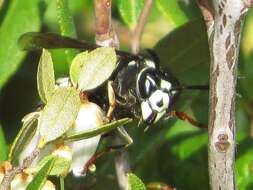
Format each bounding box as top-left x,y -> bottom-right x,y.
0,0 -> 253,189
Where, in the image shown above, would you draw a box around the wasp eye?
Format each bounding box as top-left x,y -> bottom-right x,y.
137,68 -> 159,99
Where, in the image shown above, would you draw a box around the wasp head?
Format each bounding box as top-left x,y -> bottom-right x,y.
136,62 -> 180,125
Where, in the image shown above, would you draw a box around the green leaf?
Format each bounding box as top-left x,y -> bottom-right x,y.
78,47 -> 117,91
117,0 -> 144,29
64,118 -> 132,142
36,148 -> 72,176
37,49 -> 56,103
156,0 -> 199,27
128,173 -> 146,190
0,124 -> 7,162
8,112 -> 39,164
0,0 -> 41,89
26,157 -> 56,190
39,87 -> 81,143
155,19 -> 209,80
154,19 -> 209,118
56,0 -> 78,64
69,51 -> 88,86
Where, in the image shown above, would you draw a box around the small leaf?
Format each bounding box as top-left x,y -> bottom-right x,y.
117,0 -> 144,29
8,112 -> 39,164
78,47 -> 117,91
39,87 -> 81,143
26,157 -> 56,190
37,49 -> 56,103
0,0 -> 41,89
69,51 -> 88,86
64,118 -> 132,142
36,146 -> 72,176
128,173 -> 146,190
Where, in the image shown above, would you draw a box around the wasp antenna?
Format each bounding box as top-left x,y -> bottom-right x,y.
179,85 -> 209,91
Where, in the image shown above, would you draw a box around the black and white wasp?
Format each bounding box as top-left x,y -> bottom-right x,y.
19,32 -> 208,127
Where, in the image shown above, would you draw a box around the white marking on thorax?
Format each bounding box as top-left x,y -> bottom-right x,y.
144,59 -> 156,68
128,61 -> 136,66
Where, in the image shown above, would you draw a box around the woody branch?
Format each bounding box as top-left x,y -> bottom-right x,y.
197,0 -> 252,189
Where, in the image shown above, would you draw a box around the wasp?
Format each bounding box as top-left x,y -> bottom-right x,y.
14,32 -> 210,177
19,32 -> 208,128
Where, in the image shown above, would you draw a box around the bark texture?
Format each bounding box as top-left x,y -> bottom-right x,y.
197,0 -> 251,189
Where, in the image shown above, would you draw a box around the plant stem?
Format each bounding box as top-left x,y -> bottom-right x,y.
0,148 -> 40,190
197,0 -> 252,189
60,176 -> 65,190
131,0 -> 153,54
94,0 -> 119,47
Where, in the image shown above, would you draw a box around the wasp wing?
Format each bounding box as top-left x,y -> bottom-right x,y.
18,32 -> 98,51
18,32 -> 140,62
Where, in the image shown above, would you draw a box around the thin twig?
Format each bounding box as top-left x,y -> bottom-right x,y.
94,0 -> 119,48
131,0 -> 153,54
244,0 -> 253,8
114,135 -> 131,190
0,148 -> 40,190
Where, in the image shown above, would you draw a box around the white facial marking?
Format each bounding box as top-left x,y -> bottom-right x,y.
149,90 -> 170,112
141,101 -> 153,121
144,59 -> 156,68
160,80 -> 172,91
154,110 -> 166,123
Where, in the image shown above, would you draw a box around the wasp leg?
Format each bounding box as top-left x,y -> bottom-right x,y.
116,126 -> 133,147
83,127 -> 133,175
170,111 -> 208,129
82,144 -> 126,175
106,81 -> 116,121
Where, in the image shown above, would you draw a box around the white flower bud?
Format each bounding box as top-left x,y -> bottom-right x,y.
67,102 -> 103,177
